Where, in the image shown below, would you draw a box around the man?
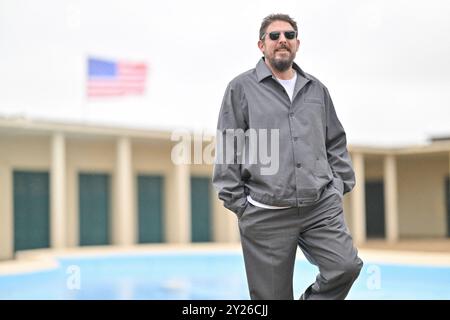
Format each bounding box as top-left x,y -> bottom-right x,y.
212,13 -> 363,300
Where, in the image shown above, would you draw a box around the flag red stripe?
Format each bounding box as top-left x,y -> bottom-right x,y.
87,58 -> 148,98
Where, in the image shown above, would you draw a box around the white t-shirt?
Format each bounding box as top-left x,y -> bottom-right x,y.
276,71 -> 297,102
246,71 -> 297,210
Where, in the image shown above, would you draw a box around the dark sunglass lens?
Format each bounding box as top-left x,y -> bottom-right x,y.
269,32 -> 280,40
285,31 -> 296,39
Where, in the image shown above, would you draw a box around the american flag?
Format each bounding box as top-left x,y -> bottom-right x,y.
87,57 -> 147,98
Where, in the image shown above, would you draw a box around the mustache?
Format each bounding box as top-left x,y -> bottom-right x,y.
275,45 -> 290,52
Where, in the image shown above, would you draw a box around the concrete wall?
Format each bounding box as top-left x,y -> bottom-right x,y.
133,140 -> 174,244
365,157 -> 384,180
0,135 -> 50,260
397,153 -> 448,238
190,163 -> 239,243
66,137 -> 116,247
342,154 -> 384,239
347,153 -> 449,239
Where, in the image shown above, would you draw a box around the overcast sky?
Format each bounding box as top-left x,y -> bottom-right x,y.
1,0 -> 449,146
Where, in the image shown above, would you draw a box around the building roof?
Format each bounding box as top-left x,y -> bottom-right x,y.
1,116 -> 450,155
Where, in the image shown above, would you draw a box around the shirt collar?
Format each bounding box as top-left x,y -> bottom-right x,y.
255,57 -> 310,83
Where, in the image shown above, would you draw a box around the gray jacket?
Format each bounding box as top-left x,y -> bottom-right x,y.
212,58 -> 355,216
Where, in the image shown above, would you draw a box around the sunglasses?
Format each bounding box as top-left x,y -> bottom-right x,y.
261,30 -> 297,41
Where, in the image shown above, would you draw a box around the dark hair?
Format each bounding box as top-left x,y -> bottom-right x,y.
259,13 -> 298,40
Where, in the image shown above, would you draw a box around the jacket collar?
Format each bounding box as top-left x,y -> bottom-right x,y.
256,57 -> 311,100
255,57 -> 310,83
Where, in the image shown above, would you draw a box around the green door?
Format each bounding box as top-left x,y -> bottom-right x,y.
138,175 -> 164,243
190,177 -> 212,242
365,180 -> 386,238
13,171 -> 50,252
79,173 -> 110,246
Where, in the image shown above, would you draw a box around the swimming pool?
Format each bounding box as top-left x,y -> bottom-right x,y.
0,251 -> 449,299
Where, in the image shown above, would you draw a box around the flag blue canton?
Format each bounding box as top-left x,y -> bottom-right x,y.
88,58 -> 116,78
86,56 -> 147,98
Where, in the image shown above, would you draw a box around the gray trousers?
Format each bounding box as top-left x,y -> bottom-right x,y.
238,180 -> 363,300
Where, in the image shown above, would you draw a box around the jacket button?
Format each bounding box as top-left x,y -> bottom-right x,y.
293,137 -> 298,141
296,163 -> 301,168
289,112 -> 294,117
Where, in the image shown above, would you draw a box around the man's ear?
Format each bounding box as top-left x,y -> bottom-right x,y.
257,40 -> 265,54
296,39 -> 300,52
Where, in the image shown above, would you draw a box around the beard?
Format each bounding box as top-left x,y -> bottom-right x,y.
270,57 -> 293,72
267,49 -> 295,72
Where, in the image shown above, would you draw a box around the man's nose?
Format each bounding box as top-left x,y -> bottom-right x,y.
277,33 -> 288,43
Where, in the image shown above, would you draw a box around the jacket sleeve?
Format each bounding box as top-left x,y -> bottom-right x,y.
212,82 -> 248,216
324,87 -> 356,194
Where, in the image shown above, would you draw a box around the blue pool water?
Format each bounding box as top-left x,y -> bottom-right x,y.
0,252 -> 449,299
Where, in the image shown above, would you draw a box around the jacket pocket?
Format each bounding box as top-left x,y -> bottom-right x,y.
315,159 -> 331,177
332,176 -> 344,197
238,201 -> 254,220
304,97 -> 323,104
